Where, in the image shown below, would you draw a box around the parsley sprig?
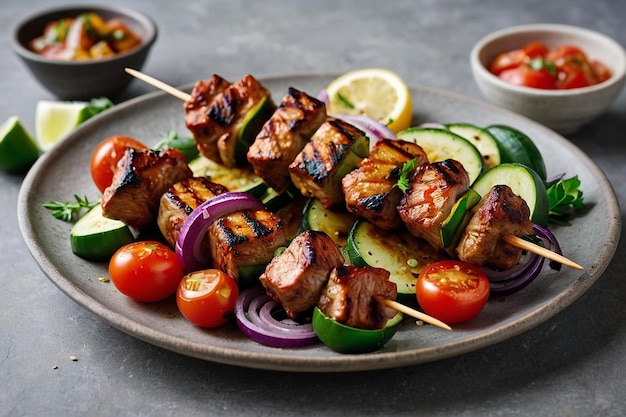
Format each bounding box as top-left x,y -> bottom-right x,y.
396,158 -> 418,193
546,175 -> 584,225
42,195 -> 99,222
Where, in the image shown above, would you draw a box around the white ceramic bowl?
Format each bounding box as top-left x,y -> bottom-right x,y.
470,24 -> 626,133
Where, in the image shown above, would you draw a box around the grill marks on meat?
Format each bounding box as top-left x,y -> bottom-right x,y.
184,75 -> 232,164
456,184 -> 533,270
289,118 -> 368,208
157,177 -> 228,247
209,209 -> 286,283
398,159 -> 470,250
342,138 -> 429,230
318,265 -> 397,330
184,74 -> 276,168
247,88 -> 327,194
101,148 -> 192,230
259,230 -> 344,319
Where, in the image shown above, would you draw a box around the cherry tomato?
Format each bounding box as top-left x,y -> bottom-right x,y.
416,260 -> 490,324
90,135 -> 148,193
489,42 -> 548,75
109,241 -> 184,302
499,64 -> 557,89
176,269 -> 239,328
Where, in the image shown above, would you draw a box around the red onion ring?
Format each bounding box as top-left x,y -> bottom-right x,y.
485,224 -> 564,297
334,114 -> 396,150
175,192 -> 265,273
234,287 -> 319,348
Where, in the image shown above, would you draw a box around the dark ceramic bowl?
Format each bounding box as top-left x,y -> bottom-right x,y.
12,4 -> 157,100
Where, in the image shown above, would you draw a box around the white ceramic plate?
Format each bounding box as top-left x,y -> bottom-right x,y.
18,74 -> 620,372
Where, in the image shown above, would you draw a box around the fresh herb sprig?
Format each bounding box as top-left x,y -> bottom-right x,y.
42,195 -> 99,222
546,175 -> 584,225
396,158 -> 418,193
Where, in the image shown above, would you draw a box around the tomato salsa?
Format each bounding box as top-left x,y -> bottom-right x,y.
489,41 -> 611,89
29,13 -> 142,61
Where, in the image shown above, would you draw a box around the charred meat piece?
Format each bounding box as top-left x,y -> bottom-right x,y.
456,184 -> 533,270
318,265 -> 397,330
208,209 -> 286,283
184,75 -> 232,164
157,177 -> 229,247
342,138 -> 428,230
288,118 -> 369,208
259,230 -> 345,319
247,87 -> 327,194
185,74 -> 276,168
102,148 -> 192,230
397,159 -> 470,250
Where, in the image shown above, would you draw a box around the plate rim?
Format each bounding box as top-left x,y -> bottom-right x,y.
17,72 -> 621,372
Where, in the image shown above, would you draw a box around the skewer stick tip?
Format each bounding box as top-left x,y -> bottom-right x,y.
376,297 -> 452,331
124,68 -> 191,102
504,235 -> 583,270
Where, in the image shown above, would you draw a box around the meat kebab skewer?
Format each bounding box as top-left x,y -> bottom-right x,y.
126,68 -> 581,270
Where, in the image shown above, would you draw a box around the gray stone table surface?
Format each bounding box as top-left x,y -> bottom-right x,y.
2,1 -> 626,416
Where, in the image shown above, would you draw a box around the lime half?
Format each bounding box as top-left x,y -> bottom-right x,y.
0,116 -> 41,172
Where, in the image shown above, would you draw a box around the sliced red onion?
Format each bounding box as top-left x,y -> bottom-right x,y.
175,192 -> 264,273
234,287 -> 319,348
485,224 -> 565,297
317,89 -> 329,106
334,114 -> 396,150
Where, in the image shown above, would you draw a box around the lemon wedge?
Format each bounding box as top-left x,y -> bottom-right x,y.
0,116 -> 41,172
325,68 -> 413,134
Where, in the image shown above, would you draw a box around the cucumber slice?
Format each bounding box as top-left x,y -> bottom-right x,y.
486,124 -> 547,181
347,220 -> 447,299
70,204 -> 135,261
440,188 -> 482,251
188,155 -> 267,197
300,198 -> 358,247
472,163 -> 549,227
397,127 -> 483,184
446,123 -> 501,169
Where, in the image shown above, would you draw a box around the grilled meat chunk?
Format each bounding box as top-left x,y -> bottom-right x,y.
259,230 -> 345,319
157,177 -> 229,247
318,265 -> 397,330
288,118 -> 369,208
342,138 -> 428,230
101,148 -> 192,230
247,87 -> 327,194
184,75 -> 232,164
456,184 -> 533,270
398,159 -> 470,250
208,208 -> 286,283
185,74 -> 276,168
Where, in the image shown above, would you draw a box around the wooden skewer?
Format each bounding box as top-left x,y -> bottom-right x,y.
125,68 -> 191,102
126,68 -> 582,272
504,235 -> 583,270
375,296 -> 452,331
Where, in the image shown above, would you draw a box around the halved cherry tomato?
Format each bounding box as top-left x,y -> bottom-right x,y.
176,269 -> 239,328
90,135 -> 148,193
109,241 -> 183,302
416,260 -> 490,324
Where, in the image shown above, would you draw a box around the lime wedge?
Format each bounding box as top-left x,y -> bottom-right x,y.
0,116 -> 42,172
35,100 -> 91,151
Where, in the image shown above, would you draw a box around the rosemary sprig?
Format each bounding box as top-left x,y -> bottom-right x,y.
42,194 -> 99,222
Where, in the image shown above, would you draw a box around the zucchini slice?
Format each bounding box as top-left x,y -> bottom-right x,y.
446,123 -> 501,169
188,155 -> 267,197
70,204 -> 135,261
486,124 -> 547,181
472,162 -> 549,227
346,220 -> 447,299
440,188 -> 482,252
397,127 -> 483,184
300,198 -> 358,247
